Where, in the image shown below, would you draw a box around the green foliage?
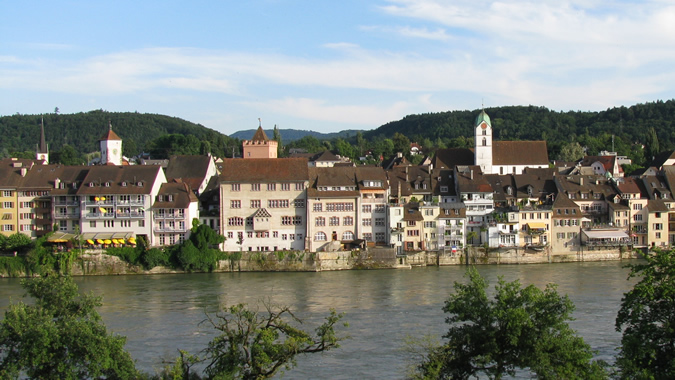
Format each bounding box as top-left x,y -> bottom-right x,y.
0,275 -> 138,379
411,267 -> 606,380
141,248 -> 170,270
107,246 -> 142,265
0,257 -> 27,277
558,141 -> 585,161
3,233 -> 32,253
615,249 -> 675,379
191,301 -> 347,380
52,144 -> 84,165
0,110 -> 239,160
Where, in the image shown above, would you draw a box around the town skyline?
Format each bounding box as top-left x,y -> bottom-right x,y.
2,1 -> 673,135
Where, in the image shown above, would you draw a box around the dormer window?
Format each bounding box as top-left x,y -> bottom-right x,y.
122,182 -> 127,187
105,182 -> 110,187
168,195 -> 173,202
137,182 -> 143,187
89,182 -> 94,187
158,195 -> 163,202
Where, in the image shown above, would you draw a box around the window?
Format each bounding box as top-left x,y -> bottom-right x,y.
230,200 -> 241,208
407,229 -> 420,236
653,223 -> 663,230
362,218 -> 372,226
441,186 -> 448,193
231,184 -> 240,191
375,218 -> 385,226
313,203 -> 323,212
3,202 -> 14,209
121,220 -> 131,228
251,183 -> 261,191
375,232 -> 385,242
228,217 -> 244,226
326,203 -> 354,211
362,205 -> 372,213
557,232 -> 565,239
656,232 -> 661,239
315,217 -> 326,226
329,217 -> 340,226
138,220 -> 145,227
314,232 -> 327,241
375,205 -> 385,213
424,221 -> 436,228
295,183 -> 304,191
267,183 -> 276,191
633,204 -> 643,210
281,183 -> 290,191
104,220 -> 114,228
1,224 -> 14,231
2,191 -> 11,197
342,231 -> 354,240
294,199 -> 305,208
273,231 -> 279,238
363,233 -> 372,241
634,214 -> 643,222
282,234 -> 288,240
268,199 -> 289,208
227,232 -> 234,239
159,234 -> 165,246
343,216 -> 353,226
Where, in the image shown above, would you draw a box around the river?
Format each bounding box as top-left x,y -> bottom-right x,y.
0,261 -> 637,379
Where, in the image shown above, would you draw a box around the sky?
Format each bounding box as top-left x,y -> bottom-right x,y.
2,1 -> 674,136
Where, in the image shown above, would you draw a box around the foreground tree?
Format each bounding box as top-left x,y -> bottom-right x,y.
615,248 -> 675,379
172,301 -> 347,379
411,267 -> 606,379
0,275 -> 137,379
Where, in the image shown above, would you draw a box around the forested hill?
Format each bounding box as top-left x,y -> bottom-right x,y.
365,100 -> 675,158
230,128 -> 359,142
0,110 -> 237,159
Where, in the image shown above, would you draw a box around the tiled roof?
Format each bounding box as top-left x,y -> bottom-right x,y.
165,155 -> 212,191
153,182 -> 198,209
100,125 -> 122,141
77,166 -> 162,195
432,148 -> 474,169
250,126 -> 270,142
219,158 -> 309,182
648,199 -> 669,212
493,141 -> 548,166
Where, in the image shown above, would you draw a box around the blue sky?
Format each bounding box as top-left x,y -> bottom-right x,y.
2,1 -> 674,135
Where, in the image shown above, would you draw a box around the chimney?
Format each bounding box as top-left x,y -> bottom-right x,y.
470,170 -> 474,180
579,177 -> 584,186
54,178 -> 61,189
405,166 -> 409,182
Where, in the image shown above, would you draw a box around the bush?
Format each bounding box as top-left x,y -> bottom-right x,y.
0,257 -> 27,277
107,247 -> 142,265
140,248 -> 170,270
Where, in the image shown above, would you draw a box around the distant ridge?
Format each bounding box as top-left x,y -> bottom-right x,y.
230,129 -> 360,142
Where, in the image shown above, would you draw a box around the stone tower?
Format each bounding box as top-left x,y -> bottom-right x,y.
99,121 -> 123,165
243,124 -> 278,159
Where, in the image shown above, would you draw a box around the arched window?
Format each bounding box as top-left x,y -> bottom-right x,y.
482,130 -> 487,135
482,137 -> 487,146
342,231 -> 354,241
314,231 -> 327,241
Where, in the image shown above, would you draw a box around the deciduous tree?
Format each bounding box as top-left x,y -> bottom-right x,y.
0,275 -> 137,379
615,248 -> 675,379
411,267 -> 606,379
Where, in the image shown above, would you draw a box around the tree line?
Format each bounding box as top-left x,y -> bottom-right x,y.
3,100 -> 675,168
1,249 -> 673,379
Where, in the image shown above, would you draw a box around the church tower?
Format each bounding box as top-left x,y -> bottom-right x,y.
36,117 -> 49,163
474,109 -> 493,174
99,121 -> 123,165
242,121 -> 278,159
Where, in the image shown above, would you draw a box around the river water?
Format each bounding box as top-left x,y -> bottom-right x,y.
0,261 -> 637,379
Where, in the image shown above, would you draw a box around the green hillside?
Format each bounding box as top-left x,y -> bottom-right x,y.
0,110 -> 238,159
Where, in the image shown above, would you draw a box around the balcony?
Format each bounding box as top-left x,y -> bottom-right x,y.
54,200 -> 79,206
85,212 -> 115,219
154,212 -> 186,220
53,212 -> 80,219
154,226 -> 187,233
116,211 -> 146,219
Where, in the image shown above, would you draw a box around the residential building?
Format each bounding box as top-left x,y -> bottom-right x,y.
153,182 -> 199,246
219,158 -> 309,252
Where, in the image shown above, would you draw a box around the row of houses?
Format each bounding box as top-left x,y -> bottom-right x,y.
2,112 -> 674,255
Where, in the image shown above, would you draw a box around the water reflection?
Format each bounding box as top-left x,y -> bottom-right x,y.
0,262 -> 637,379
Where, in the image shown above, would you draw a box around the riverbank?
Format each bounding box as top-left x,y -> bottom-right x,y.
0,246 -> 643,277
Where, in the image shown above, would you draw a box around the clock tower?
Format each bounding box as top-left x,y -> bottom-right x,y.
100,121 -> 122,165
474,109 -> 493,174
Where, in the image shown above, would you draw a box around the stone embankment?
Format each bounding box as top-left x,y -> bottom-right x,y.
4,246 -> 642,277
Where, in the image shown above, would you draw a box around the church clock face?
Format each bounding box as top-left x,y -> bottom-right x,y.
113,148 -> 118,155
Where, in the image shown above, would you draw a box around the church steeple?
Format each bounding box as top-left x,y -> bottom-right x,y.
36,117 -> 49,163
474,109 -> 493,174
99,121 -> 123,165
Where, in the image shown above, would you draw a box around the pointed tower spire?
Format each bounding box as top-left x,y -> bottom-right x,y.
36,116 -> 49,163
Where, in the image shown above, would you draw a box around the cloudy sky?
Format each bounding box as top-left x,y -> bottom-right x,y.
2,1 -> 673,135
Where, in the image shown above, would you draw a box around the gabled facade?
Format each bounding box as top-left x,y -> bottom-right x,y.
219,158 -> 308,252
152,182 -> 199,246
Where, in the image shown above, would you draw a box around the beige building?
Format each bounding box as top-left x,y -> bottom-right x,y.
219,158 -> 309,252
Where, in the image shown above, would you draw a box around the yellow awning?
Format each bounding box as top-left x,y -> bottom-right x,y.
527,222 -> 547,229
